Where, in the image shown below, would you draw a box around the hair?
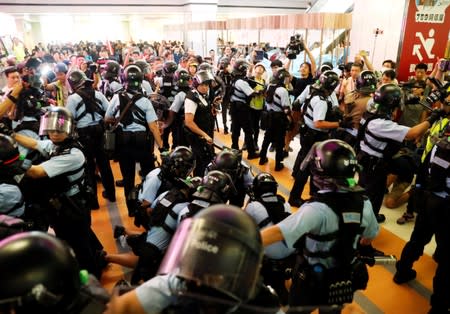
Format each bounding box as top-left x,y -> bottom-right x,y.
382,69 -> 396,80
3,66 -> 19,77
415,63 -> 428,71
352,62 -> 363,71
382,59 -> 396,69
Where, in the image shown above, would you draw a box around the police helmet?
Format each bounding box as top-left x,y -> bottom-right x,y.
273,68 -> 290,85
163,61 -> 178,75
105,60 -> 121,76
124,64 -> 143,90
198,62 -> 213,73
0,134 -> 25,177
192,170 -> 235,204
373,83 -> 402,114
168,146 -> 196,178
252,172 -> 278,197
158,204 -> 263,303
0,232 -> 81,313
54,62 -> 68,74
39,106 -> 74,136
192,70 -> 214,88
133,60 -> 150,75
317,70 -> 339,92
173,69 -> 191,88
356,70 -> 377,94
232,59 -> 249,76
309,139 -> 360,191
67,70 -> 92,91
211,150 -> 240,181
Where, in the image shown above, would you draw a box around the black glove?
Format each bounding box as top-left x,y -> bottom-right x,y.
0,122 -> 14,136
427,109 -> 447,125
425,89 -> 445,105
339,115 -> 354,129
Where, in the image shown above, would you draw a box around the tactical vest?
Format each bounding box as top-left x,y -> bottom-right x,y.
293,192 -> 365,267
303,90 -> 340,124
118,91 -> 146,127
74,89 -> 105,123
149,187 -> 189,235
231,77 -> 250,104
357,112 -> 403,159
252,193 -> 289,228
427,138 -> 450,194
185,90 -> 214,136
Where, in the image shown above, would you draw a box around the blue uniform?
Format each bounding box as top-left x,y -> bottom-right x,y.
66,91 -> 110,129
0,183 -> 24,217
139,168 -> 163,204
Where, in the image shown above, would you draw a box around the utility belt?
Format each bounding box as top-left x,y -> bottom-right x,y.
76,123 -> 104,138
299,123 -> 329,141
126,232 -> 162,257
230,100 -> 249,111
117,129 -> 152,148
263,254 -> 296,273
357,151 -> 388,172
290,255 -> 362,306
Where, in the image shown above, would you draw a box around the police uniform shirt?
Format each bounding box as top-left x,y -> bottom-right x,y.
265,86 -> 290,112
184,91 -> 210,115
0,183 -> 25,217
36,140 -> 85,196
138,168 -> 163,203
302,87 -> 339,132
66,91 -> 110,128
12,121 -> 40,157
230,79 -> 254,103
109,81 -> 124,94
277,195 -> 379,268
145,190 -> 189,251
142,80 -> 154,96
135,274 -> 186,313
169,91 -> 186,113
245,195 -> 295,259
106,92 -> 158,132
359,118 -> 409,158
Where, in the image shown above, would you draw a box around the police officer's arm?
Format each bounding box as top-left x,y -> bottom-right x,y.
0,82 -> 22,117
261,225 -> 284,246
11,133 -> 39,151
314,120 -> 340,129
148,121 -> 163,149
404,119 -> 433,141
104,290 -> 147,314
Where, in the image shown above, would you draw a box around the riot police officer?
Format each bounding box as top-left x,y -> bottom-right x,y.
259,68 -> 292,171
66,70 -> 116,207
357,83 -> 442,222
229,59 -> 260,159
289,71 -> 345,207
99,60 -> 123,100
105,205 -> 279,314
184,70 -> 218,176
262,139 -> 380,313
0,231 -> 109,314
216,57 -> 233,134
11,107 -> 105,278
0,134 -> 26,218
105,64 -> 163,217
245,172 -> 295,306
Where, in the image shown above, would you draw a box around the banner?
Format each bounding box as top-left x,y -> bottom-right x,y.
397,0 -> 450,82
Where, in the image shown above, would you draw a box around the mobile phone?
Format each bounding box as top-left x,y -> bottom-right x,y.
255,50 -> 264,62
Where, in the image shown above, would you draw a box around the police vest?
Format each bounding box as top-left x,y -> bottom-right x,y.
231,78 -> 250,104
294,192 -> 365,266
427,138 -> 450,194
161,75 -> 176,101
357,112 -> 403,159
185,90 -> 214,136
149,187 -> 189,235
252,193 -> 289,228
303,90 -> 340,124
74,89 -> 105,123
118,92 -> 146,128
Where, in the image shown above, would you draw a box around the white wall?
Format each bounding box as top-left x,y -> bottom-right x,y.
350,0 -> 407,69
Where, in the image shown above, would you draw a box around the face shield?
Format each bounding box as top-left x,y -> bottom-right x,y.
39,109 -> 74,136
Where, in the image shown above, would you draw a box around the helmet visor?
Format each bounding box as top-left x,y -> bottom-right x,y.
39,110 -> 73,136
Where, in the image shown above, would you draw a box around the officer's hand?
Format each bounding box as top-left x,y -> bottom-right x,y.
339,115 -> 354,129
427,109 -> 447,125
0,122 -> 14,136
425,89 -> 445,105
203,135 -> 213,144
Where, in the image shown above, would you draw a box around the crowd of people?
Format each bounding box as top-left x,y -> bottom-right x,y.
0,37 -> 449,314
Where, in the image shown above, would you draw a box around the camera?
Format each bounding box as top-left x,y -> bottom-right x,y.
286,34 -> 305,60
439,58 -> 450,72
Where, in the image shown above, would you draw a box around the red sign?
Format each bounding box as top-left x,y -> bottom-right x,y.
397,0 -> 450,82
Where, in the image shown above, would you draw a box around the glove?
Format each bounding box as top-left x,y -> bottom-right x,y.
425,89 -> 445,105
339,115 -> 354,129
426,109 -> 447,125
0,123 -> 14,136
